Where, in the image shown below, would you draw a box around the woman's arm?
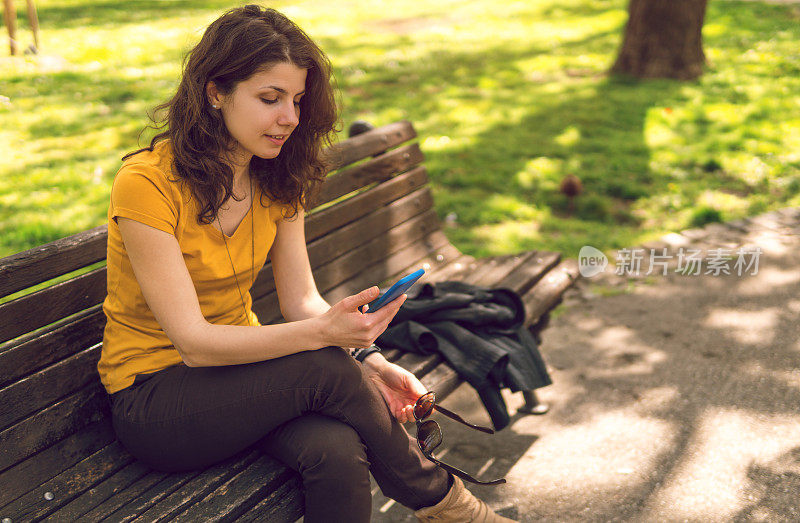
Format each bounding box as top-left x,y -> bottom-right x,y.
117,216 -> 400,367
270,205 -> 330,323
270,206 -> 389,367
117,216 -> 331,367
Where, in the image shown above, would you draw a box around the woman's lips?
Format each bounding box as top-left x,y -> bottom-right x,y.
265,134 -> 287,145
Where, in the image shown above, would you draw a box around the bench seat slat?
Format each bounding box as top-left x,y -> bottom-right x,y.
234,473 -> 303,523
53,460 -> 153,521
167,456 -> 296,522
77,468 -> 170,521
0,440 -> 133,521
521,259 -> 580,323
496,251 -> 561,296
96,469 -> 206,522
0,418 -> 115,509
104,449 -> 261,522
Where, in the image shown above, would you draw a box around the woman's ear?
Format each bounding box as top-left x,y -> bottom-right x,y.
206,80 -> 221,108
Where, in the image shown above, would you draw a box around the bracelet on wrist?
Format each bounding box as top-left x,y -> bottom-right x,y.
352,343 -> 382,363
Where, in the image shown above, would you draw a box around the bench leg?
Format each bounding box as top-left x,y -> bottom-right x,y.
518,390 -> 549,415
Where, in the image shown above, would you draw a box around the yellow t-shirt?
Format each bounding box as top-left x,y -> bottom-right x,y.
98,139 -> 291,394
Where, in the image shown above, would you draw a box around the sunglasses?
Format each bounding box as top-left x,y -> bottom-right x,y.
414,391 -> 506,486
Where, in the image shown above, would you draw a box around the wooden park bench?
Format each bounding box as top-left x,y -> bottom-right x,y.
0,120 -> 579,521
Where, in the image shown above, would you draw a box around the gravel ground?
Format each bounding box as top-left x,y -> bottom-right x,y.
368,207 -> 800,522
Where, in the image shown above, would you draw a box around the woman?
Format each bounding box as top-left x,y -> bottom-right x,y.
99,5 -> 513,522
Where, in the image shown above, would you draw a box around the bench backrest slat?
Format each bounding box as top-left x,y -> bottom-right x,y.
266,230 -> 460,324
0,226 -> 107,298
0,381 -> 108,471
0,344 -> 100,430
0,267 -> 106,343
0,307 -> 103,389
321,120 -> 415,171
315,142 -> 424,205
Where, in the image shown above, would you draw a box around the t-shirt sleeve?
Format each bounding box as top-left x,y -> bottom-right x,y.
110,164 -> 178,235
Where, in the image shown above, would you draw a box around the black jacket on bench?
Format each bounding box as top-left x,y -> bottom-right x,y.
375,280 -> 552,430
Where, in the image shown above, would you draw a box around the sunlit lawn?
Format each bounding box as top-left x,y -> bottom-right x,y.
1,0 -> 799,265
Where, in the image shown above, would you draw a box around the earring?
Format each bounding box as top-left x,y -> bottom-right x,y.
212,104 -> 219,109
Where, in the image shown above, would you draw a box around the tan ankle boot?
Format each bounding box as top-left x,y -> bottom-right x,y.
414,476 -> 517,522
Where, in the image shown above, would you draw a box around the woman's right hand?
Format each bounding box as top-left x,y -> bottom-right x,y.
319,286 -> 407,348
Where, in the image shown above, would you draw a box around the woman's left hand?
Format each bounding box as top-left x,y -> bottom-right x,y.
364,356 -> 427,423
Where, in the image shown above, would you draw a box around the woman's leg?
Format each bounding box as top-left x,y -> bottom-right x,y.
259,413 -> 371,523
110,346 -> 449,511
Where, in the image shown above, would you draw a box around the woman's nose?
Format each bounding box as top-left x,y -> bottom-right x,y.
278,100 -> 299,127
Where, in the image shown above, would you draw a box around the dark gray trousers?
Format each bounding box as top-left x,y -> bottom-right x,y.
109,346 -> 450,522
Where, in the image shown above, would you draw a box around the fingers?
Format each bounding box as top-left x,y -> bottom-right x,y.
347,286 -> 379,312
394,404 -> 416,423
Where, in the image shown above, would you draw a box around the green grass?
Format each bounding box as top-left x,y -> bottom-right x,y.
1,0 -> 799,269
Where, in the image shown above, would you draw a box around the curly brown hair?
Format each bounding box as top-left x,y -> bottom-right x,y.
123,4 -> 340,223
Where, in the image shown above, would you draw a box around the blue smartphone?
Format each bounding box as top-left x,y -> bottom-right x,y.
362,269 -> 425,314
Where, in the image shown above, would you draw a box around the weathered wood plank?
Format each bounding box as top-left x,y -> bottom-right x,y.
0,225 -> 107,298
0,382 -> 108,471
520,259 -> 580,323
0,265 -> 106,344
0,441 -> 133,521
92,469 -> 204,522
123,447 -> 262,522
0,344 -> 100,431
234,473 -> 303,523
0,305 -> 103,390
420,363 -> 463,399
321,120 -> 416,172
0,418 -> 115,509
77,468 -> 171,521
495,251 -> 560,295
52,460 -> 154,521
314,143 -> 424,208
168,456 -> 296,522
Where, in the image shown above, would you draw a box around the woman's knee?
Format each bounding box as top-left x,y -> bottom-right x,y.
295,419 -> 370,479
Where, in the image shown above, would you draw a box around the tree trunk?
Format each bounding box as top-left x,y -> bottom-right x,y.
611,0 -> 709,81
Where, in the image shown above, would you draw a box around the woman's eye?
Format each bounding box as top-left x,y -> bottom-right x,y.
261,98 -> 278,104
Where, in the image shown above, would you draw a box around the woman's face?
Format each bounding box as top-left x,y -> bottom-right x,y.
209,61 -> 307,165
